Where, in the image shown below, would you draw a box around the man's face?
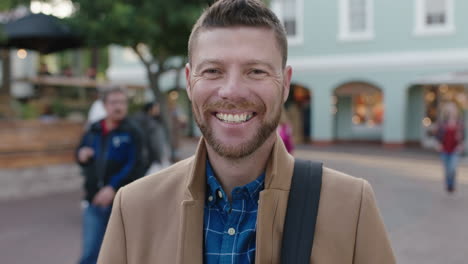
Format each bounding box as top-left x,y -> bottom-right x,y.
104,92 -> 128,122
186,27 -> 292,159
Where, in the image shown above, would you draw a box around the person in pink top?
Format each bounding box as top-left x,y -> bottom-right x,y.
435,103 -> 465,193
278,109 -> 294,153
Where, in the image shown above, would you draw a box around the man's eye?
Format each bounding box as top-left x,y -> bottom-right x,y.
252,69 -> 266,74
249,69 -> 268,77
204,69 -> 220,75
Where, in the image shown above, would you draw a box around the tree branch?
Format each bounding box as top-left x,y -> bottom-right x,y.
132,45 -> 151,72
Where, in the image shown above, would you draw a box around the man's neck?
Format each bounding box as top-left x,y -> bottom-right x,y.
104,118 -> 119,131
205,134 -> 276,201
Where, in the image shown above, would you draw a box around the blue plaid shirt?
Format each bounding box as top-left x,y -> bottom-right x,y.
204,160 -> 265,264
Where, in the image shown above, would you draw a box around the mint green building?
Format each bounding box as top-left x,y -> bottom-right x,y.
272,0 -> 467,151
107,0 -> 468,151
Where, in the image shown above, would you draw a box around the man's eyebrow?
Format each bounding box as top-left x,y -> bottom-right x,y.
244,60 -> 276,72
194,59 -> 278,72
195,59 -> 222,71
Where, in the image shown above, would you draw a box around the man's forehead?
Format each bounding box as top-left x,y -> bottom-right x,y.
106,92 -> 127,101
195,26 -> 276,45
191,27 -> 282,67
108,91 -> 126,97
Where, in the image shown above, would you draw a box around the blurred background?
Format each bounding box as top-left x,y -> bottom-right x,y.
0,0 -> 467,263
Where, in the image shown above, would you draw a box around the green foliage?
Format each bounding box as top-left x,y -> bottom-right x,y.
18,102 -> 39,120
68,0 -> 212,61
51,99 -> 68,118
0,0 -> 32,43
0,29 -> 5,44
0,0 -> 30,11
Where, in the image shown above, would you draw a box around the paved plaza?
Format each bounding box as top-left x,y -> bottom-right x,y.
1,140 -> 467,264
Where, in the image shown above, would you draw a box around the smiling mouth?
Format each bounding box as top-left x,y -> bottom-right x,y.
214,112 -> 255,123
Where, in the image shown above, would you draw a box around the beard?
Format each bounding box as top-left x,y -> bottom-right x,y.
193,100 -> 281,160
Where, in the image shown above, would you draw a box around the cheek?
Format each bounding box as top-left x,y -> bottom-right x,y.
191,81 -> 214,108
256,84 -> 283,109
190,91 -> 208,120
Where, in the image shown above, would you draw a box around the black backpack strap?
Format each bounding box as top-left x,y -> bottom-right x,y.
280,159 -> 323,264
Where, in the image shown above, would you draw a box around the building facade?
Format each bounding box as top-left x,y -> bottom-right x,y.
272,0 -> 468,152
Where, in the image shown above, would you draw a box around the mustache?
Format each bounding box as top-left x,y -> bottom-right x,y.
202,100 -> 265,113
111,109 -> 123,114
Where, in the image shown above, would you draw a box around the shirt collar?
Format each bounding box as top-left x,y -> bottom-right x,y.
205,159 -> 265,205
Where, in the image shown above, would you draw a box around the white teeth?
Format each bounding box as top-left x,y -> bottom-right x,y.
216,113 -> 253,123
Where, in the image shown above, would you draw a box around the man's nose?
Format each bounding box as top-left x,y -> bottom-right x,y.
218,71 -> 249,100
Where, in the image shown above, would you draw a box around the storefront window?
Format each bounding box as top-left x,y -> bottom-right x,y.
352,94 -> 384,127
423,84 -> 467,127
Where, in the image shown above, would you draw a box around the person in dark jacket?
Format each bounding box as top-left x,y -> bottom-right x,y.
131,101 -> 171,176
76,87 -> 139,264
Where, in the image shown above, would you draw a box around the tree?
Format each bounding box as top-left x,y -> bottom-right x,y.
0,0 -> 29,11
68,0 -> 212,157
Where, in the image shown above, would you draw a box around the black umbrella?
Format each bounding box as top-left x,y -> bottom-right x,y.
1,13 -> 82,54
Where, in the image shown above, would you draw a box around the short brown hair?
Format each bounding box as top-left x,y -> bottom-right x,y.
188,0 -> 288,67
101,86 -> 127,103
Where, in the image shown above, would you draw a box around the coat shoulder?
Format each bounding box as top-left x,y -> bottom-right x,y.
118,156 -> 194,208
312,169 -> 394,263
318,167 -> 368,224
322,167 -> 366,193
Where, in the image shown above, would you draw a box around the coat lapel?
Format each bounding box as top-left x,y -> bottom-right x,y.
176,200 -> 205,264
176,139 -> 207,264
256,136 -> 295,264
256,190 -> 282,263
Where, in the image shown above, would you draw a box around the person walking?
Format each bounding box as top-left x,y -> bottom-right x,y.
435,102 -> 465,193
278,108 -> 294,153
76,87 -> 140,264
131,101 -> 171,176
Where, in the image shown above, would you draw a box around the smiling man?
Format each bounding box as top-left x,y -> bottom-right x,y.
98,1 -> 395,263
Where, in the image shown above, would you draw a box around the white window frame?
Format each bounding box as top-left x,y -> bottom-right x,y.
338,0 -> 374,42
271,0 -> 304,46
414,0 -> 455,36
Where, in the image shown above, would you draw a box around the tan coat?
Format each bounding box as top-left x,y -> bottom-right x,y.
98,136 -> 395,264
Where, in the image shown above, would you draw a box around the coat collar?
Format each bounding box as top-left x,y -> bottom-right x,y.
176,135 -> 295,264
184,135 -> 295,197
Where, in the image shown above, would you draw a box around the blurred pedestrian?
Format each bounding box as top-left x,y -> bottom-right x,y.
87,67 -> 97,80
168,97 -> 187,163
131,101 -> 171,176
35,62 -> 51,96
38,62 -> 51,76
39,103 -> 58,123
435,102 -> 465,193
98,1 -> 395,263
278,108 -> 294,153
76,87 -> 140,264
61,65 -> 73,77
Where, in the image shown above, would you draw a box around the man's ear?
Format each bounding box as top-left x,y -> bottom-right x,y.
185,63 -> 192,101
282,65 -> 292,103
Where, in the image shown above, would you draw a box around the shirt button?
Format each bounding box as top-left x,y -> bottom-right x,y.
217,190 -> 223,199
228,228 -> 236,236
208,196 -> 213,202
